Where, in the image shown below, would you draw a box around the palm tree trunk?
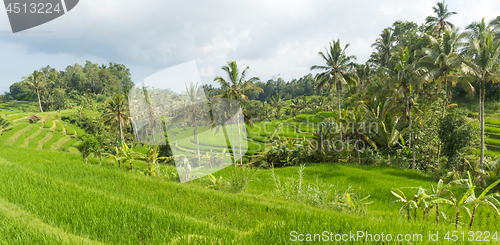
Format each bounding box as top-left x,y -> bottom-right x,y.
437,78 -> 448,164
410,91 -> 416,169
480,80 -> 485,166
193,113 -> 201,163
357,145 -> 361,165
236,116 -> 243,166
119,116 -> 124,145
230,122 -> 236,166
130,159 -> 134,171
36,88 -> 43,113
470,204 -> 479,229
99,154 -> 102,166
337,85 -> 343,140
405,91 -> 414,168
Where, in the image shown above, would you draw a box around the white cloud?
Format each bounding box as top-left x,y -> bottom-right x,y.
0,0 -> 499,93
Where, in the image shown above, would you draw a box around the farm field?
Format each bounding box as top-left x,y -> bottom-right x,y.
1,145 -> 498,244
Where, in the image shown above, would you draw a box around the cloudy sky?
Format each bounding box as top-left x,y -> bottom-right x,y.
0,0 -> 499,93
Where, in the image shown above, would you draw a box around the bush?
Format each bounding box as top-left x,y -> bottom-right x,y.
438,108 -> 480,168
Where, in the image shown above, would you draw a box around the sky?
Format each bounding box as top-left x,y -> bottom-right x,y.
0,0 -> 499,94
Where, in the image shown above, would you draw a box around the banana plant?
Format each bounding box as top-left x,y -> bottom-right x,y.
134,145 -> 174,176
467,179 -> 500,229
447,172 -> 476,228
109,143 -> 136,171
390,188 -> 417,221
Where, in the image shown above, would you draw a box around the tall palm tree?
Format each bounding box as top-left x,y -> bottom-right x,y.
22,70 -> 46,113
214,61 -> 262,165
420,29 -> 474,163
269,93 -> 286,119
424,0 -> 457,38
371,28 -> 395,67
386,47 -> 425,168
103,94 -> 129,145
311,39 -> 358,140
355,62 -> 374,91
462,30 -> 500,167
172,82 -> 209,162
420,29 -> 471,114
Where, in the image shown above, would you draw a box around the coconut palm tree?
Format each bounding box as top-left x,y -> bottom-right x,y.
22,70 -> 46,113
311,39 -> 358,140
420,29 -> 474,163
385,47 -> 426,168
214,61 -> 262,165
355,62 -> 374,92
371,28 -> 395,67
269,93 -> 286,119
462,30 -> 500,167
103,94 -> 129,145
172,82 -> 209,162
420,29 -> 471,113
424,0 -> 457,38
362,97 -> 400,164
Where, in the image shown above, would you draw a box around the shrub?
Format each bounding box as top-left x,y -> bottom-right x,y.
438,108 -> 480,168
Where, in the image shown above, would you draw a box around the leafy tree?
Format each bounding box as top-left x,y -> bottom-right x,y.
78,133 -> 98,164
311,39 -> 358,140
424,0 -> 457,38
438,108 -> 480,168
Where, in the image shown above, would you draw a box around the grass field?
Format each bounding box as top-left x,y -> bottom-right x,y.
0,145 -> 497,244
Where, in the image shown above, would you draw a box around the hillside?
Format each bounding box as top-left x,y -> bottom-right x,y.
0,145 -> 498,244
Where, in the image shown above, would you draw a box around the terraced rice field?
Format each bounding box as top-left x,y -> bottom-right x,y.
0,115 -> 81,153
484,117 -> 500,157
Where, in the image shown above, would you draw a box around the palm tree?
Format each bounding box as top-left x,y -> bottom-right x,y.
214,61 -> 262,165
22,70 -> 46,113
420,29 -> 470,112
311,39 -> 358,140
386,47 -> 425,168
371,28 -> 395,67
424,0 -> 457,38
362,97 -> 401,164
420,29 -> 474,163
172,82 -> 209,162
355,62 -> 374,92
269,93 -> 286,119
103,94 -> 129,145
462,29 -> 500,167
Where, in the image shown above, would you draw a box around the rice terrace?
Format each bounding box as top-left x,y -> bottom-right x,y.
1,1 -> 500,244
